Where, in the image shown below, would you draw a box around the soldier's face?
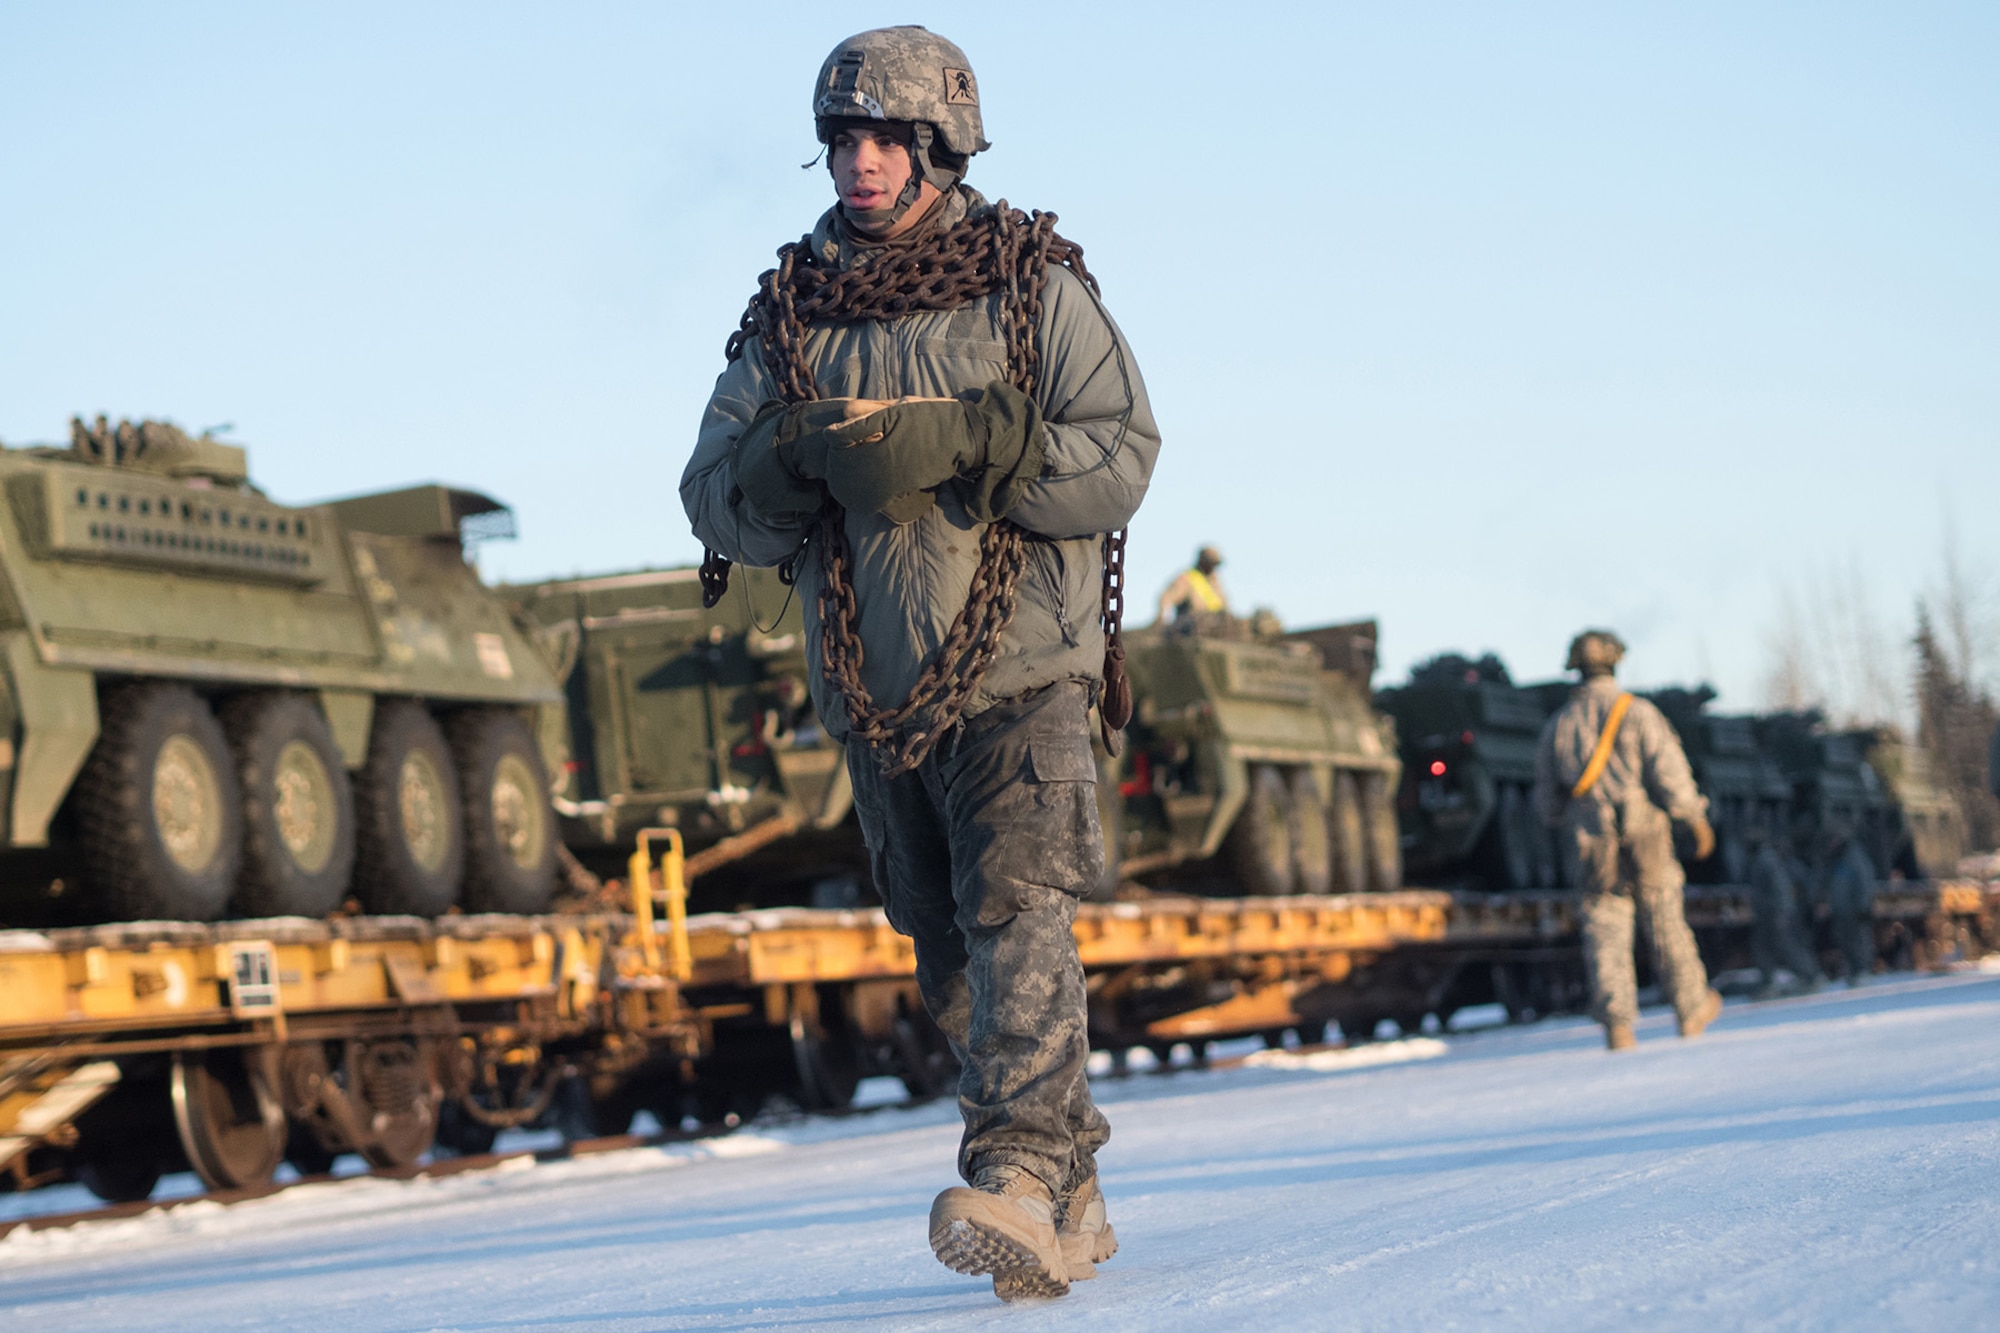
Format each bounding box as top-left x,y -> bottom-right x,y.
831,128 -> 913,217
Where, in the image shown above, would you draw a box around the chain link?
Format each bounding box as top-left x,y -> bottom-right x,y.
717,202 -> 1128,776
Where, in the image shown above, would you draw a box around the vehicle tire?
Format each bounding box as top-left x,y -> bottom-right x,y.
1361,771 -> 1403,892
352,701 -> 464,916
1489,784 -> 1536,891
446,709 -> 558,915
220,693 -> 356,918
73,682 -> 244,921
1329,770 -> 1369,895
1288,768 -> 1333,896
1228,764 -> 1294,896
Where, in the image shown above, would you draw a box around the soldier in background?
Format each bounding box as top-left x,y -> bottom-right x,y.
1747,825 -> 1822,998
1822,824 -> 1878,985
1532,630 -> 1724,1050
1157,545 -> 1229,625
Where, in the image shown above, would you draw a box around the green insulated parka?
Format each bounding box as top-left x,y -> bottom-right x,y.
681,188 -> 1159,741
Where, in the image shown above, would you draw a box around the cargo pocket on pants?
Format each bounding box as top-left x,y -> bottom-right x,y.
984,736 -> 1104,902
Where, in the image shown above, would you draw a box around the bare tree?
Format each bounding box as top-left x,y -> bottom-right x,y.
1760,559 -> 1904,729
1913,602 -> 2000,853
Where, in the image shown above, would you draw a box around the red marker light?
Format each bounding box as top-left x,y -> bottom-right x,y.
1429,760 -> 1447,777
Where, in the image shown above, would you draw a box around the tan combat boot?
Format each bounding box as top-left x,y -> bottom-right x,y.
1678,988 -> 1724,1039
930,1165 -> 1070,1301
1059,1174 -> 1119,1281
1606,1023 -> 1637,1051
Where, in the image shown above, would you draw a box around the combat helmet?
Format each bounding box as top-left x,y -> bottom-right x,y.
1565,629 -> 1626,677
814,26 -> 989,217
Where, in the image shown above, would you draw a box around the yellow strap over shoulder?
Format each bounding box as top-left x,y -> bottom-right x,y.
1571,692 -> 1635,799
1184,568 -> 1226,612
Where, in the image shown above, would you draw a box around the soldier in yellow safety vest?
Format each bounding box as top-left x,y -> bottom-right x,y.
1157,546 -> 1228,625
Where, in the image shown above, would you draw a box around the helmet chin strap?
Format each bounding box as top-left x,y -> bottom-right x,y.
832,122 -> 961,235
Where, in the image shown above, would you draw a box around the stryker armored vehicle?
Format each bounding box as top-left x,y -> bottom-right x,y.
499,564 -> 857,911
1757,711 -> 1964,879
1640,687 -> 1796,883
1376,653 -> 1568,891
0,418 -> 563,925
1106,615 -> 1402,896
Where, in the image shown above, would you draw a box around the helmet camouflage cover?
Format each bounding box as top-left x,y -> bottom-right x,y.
813,26 -> 991,157
1565,629 -> 1627,675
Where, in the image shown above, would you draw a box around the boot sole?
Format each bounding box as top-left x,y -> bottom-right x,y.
931,1217 -> 1070,1300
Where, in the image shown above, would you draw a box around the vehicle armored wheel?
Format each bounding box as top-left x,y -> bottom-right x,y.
1287,768 -> 1333,896
220,692 -> 356,918
73,682 -> 245,921
353,701 -> 464,916
1228,763 -> 1295,896
171,1049 -> 287,1192
1360,770 -> 1402,892
446,709 -> 558,915
1329,770 -> 1369,895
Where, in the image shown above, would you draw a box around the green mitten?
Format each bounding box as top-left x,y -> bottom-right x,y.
950,381 -> 1046,522
729,400 -> 865,518
821,399 -> 973,521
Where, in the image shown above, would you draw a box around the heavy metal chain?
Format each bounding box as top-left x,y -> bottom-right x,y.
712,202 -> 1130,775
1098,526 -> 1132,755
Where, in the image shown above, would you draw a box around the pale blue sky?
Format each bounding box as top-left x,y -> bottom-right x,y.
3,3 -> 1993,712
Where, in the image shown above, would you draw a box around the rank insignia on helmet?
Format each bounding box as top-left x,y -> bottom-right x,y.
944,68 -> 978,105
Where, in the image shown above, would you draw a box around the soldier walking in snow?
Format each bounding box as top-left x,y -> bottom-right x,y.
1747,827 -> 1822,998
681,27 -> 1157,1301
1821,824 -> 1878,985
1532,630 -> 1724,1050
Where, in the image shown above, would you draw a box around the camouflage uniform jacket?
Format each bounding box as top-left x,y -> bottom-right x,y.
1532,676 -> 1707,840
681,186 -> 1159,740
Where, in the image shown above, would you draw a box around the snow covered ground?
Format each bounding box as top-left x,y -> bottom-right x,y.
4,968 -> 1997,1330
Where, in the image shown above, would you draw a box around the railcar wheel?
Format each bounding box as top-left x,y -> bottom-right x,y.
1288,769 -> 1333,896
353,702 -> 464,916
76,1144 -> 162,1203
284,1125 -> 340,1176
1361,771 -> 1403,892
1229,764 -> 1295,896
447,710 -> 558,915
171,1050 -> 286,1191
789,1007 -> 861,1111
1329,771 -> 1369,895
222,693 -> 356,918
73,683 -> 244,921
890,1012 -> 960,1100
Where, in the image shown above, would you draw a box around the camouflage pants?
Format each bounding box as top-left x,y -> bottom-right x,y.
1750,881 -> 1820,985
846,681 -> 1110,1199
1566,811 -> 1711,1030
